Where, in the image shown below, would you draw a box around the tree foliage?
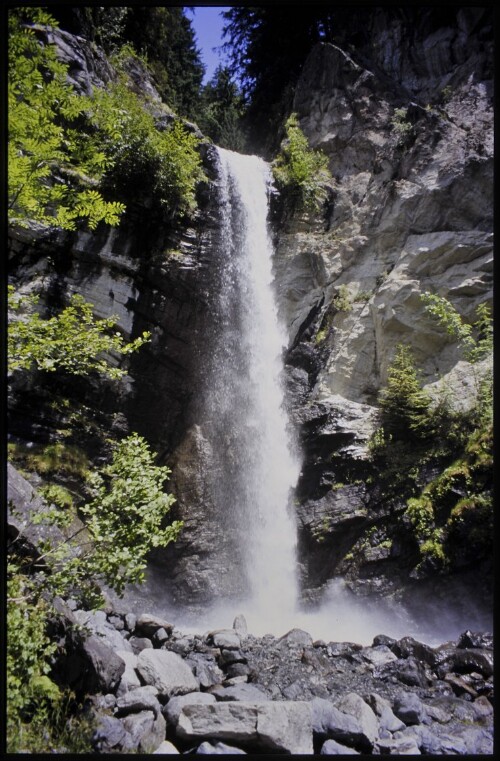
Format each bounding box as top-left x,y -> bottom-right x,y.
421,292 -> 493,363
379,344 -> 434,441
8,7 -> 125,230
8,286 -> 150,378
197,66 -> 247,151
123,6 -> 204,119
83,77 -> 206,220
272,114 -> 331,211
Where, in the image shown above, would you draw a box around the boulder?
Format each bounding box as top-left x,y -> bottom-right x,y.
311,698 -> 365,749
129,635 -> 154,654
164,692 -> 217,727
278,628 -> 314,648
136,649 -> 199,697
122,709 -> 166,753
366,693 -> 405,733
185,653 -> 225,689
196,740 -> 247,754
210,630 -> 241,649
233,614 -> 248,638
73,633 -> 125,693
135,613 -> 174,638
115,685 -> 162,717
321,738 -> 360,754
92,716 -> 128,753
176,701 -> 313,754
393,693 -> 428,726
153,740 -> 180,754
74,609 -> 133,653
115,649 -> 141,696
335,693 -> 379,750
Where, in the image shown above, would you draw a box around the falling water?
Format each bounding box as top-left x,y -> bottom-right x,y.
201,147 -> 301,631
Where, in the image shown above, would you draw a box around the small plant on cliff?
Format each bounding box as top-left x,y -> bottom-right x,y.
390,107 -> 413,143
333,284 -> 353,313
8,286 -> 150,378
272,113 -> 331,211
8,8 -> 125,230
379,344 -> 434,441
421,293 -> 493,364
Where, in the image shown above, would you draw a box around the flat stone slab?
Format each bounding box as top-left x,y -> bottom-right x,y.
176,700 -> 313,754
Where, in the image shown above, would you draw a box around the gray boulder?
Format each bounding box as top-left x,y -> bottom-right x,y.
153,740 -> 180,754
74,609 -> 133,653
136,649 -> 199,697
375,735 -> 421,754
77,633 -> 125,693
115,685 -> 162,717
176,701 -> 313,754
278,628 -> 314,648
311,697 -> 364,748
92,716 -> 128,753
164,692 -> 217,727
393,693 -> 429,726
335,693 -> 379,749
135,613 -> 174,638
321,738 -> 360,754
196,740 -> 247,754
122,709 -> 166,753
366,692 -> 405,732
115,649 -> 141,696
210,629 -> 241,649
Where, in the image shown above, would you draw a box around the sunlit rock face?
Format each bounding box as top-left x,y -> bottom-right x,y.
274,8 -> 493,606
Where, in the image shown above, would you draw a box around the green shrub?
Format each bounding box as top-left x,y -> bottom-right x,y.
379,344 -> 434,441
333,285 -> 352,313
272,113 -> 331,211
83,79 -> 206,220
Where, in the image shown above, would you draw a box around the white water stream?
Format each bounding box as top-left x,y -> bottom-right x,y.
208,148 -> 301,632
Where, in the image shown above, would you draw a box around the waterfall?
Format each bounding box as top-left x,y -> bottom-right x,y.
200,147 -> 301,631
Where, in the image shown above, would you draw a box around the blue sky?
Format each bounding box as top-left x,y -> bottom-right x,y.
185,6 -> 231,84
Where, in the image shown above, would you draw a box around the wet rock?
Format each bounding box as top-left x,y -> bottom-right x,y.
361,645 -> 398,669
233,614 -> 248,638
457,630 -> 493,649
185,653 -> 225,689
135,614 -> 174,638
278,628 -> 314,648
152,627 -> 170,647
311,698 -> 365,748
391,636 -> 437,667
136,649 -> 199,698
255,701 -> 314,754
377,656 -> 430,687
209,629 -> 241,649
92,715 -> 128,753
74,609 -> 133,653
436,648 -> 493,679
375,735 -> 421,754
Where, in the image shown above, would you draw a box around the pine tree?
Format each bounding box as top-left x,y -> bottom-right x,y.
379,344 -> 434,440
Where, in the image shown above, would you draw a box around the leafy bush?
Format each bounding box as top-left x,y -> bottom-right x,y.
8,286 -> 150,378
83,77 -> 206,220
8,8 -> 125,230
272,113 -> 331,211
421,293 -> 493,363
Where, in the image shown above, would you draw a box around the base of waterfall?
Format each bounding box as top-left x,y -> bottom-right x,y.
54,596 -> 493,755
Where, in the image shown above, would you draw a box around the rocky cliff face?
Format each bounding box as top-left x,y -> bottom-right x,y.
273,7 -> 493,612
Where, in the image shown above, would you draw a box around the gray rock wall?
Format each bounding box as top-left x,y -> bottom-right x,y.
273,9 -> 492,605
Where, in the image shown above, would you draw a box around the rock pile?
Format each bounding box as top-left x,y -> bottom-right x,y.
53,604 -> 493,754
